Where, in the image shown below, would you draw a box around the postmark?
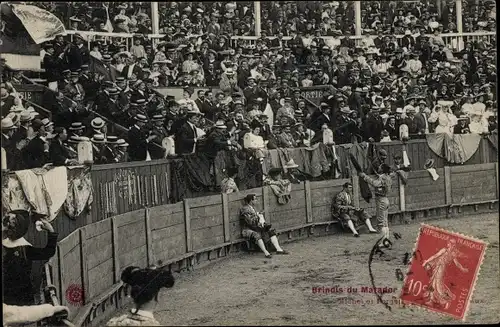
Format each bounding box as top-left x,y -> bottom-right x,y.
399,224 -> 488,321
65,284 -> 84,306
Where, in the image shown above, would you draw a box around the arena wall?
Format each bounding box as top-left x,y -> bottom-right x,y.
43,162 -> 499,326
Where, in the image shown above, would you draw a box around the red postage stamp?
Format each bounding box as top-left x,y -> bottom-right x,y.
399,224 -> 488,321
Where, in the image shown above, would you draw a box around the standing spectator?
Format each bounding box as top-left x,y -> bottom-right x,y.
22,119 -> 48,169
175,110 -> 204,155
128,114 -> 155,161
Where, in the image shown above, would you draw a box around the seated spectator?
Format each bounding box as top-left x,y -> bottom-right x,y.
2,211 -> 58,306
331,182 -> 378,237
239,193 -> 288,258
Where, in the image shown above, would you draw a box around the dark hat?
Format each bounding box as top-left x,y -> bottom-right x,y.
244,193 -> 257,203
268,167 -> 283,177
43,43 -> 54,50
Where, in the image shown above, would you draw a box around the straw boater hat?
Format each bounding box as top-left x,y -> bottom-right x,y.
135,114 -> 148,123
69,122 -> 85,131
91,134 -> 106,144
6,113 -> 19,125
116,139 -> 129,147
91,117 -> 105,130
106,135 -> 118,144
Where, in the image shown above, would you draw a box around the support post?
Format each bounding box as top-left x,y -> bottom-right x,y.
456,0 -> 463,34
254,1 -> 261,37
354,1 -> 362,37
183,199 -> 192,252
151,2 -> 160,34
304,181 -> 313,223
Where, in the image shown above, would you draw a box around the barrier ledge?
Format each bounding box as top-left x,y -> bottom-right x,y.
71,200 -> 496,327
48,163 -> 498,327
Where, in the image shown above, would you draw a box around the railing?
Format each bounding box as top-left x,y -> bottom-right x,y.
229,32 -> 496,52
63,30 -> 166,50
53,30 -> 496,53
43,162 -> 499,326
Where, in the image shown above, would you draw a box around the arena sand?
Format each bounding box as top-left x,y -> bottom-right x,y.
119,213 -> 500,325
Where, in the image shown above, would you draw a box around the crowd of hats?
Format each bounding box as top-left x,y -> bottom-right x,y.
25,1 -> 496,36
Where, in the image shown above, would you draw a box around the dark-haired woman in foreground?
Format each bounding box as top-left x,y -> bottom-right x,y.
106,266 -> 175,326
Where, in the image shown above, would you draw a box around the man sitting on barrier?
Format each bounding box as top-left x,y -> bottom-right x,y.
332,182 -> 378,237
239,194 -> 289,258
107,265 -> 175,326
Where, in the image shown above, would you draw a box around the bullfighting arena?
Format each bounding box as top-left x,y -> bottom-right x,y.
116,213 -> 500,325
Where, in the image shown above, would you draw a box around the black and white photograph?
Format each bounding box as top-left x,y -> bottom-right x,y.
1,1 -> 498,326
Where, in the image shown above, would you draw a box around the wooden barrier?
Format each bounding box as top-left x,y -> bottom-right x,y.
87,137 -> 496,223
90,159 -> 175,222
42,162 -> 498,326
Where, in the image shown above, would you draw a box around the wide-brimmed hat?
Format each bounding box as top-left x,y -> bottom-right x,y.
225,68 -> 235,75
19,110 -> 34,123
424,159 -> 435,170
340,107 -> 352,114
69,122 -> 85,131
91,134 -> 106,144
91,117 -> 105,129
214,120 -> 227,129
284,159 -> 299,169
1,117 -> 16,130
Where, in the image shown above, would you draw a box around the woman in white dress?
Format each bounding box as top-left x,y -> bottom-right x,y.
428,102 -> 458,135
243,120 -> 268,161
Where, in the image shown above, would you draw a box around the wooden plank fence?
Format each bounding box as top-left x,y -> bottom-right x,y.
87,138 -> 497,223
44,162 -> 498,326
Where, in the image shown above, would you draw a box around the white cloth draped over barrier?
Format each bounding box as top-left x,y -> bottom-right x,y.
2,166 -> 93,221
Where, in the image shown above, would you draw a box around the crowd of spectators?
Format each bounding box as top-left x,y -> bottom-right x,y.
25,1 -> 496,35
1,1 -> 497,172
